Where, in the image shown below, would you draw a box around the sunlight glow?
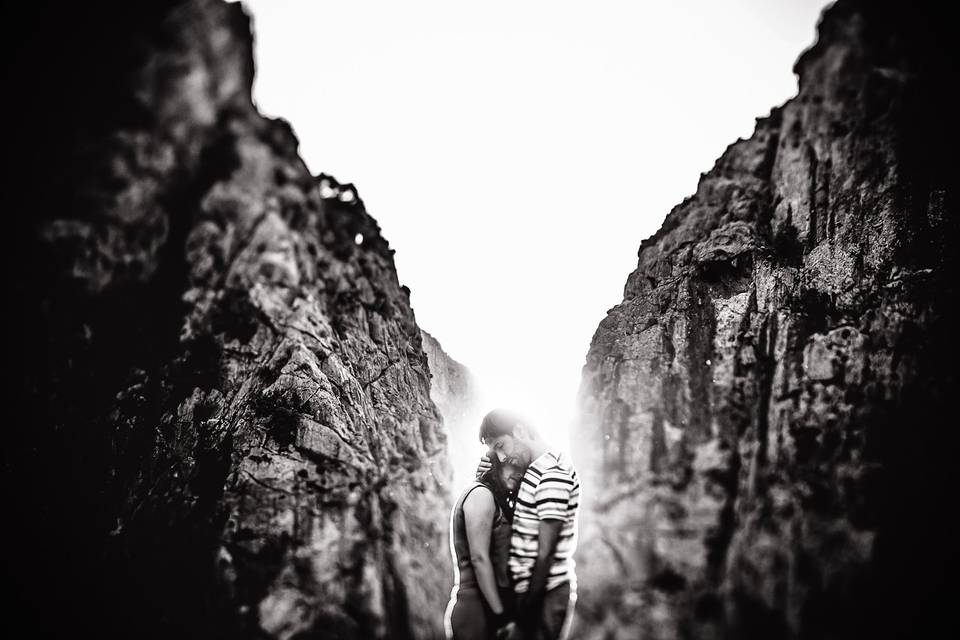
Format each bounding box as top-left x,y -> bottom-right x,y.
242,0 -> 832,463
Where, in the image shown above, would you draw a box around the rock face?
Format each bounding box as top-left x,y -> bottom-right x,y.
575,2 -> 957,639
421,330 -> 484,492
6,1 -> 451,638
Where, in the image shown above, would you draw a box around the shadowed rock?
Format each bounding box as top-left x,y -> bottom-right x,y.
574,2 -> 957,638
6,1 -> 451,638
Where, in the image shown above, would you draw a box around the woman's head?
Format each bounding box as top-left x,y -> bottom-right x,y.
476,453 -> 520,516
497,459 -> 523,493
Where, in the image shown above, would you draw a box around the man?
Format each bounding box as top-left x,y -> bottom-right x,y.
479,409 -> 579,640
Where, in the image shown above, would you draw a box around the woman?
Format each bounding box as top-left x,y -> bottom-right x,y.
444,452 -> 521,640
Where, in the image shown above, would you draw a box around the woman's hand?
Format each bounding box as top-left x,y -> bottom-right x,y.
496,621 -> 520,640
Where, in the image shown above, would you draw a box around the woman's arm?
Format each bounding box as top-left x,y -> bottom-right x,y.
462,487 -> 505,616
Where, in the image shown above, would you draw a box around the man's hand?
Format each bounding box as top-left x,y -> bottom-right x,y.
520,519 -> 563,629
497,621 -> 521,640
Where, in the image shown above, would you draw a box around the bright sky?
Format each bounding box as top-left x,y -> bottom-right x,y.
242,0 -> 832,456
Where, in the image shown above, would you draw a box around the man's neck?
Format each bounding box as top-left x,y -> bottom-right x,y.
528,439 -> 549,462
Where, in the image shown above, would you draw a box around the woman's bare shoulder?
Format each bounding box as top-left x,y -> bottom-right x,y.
462,483 -> 495,514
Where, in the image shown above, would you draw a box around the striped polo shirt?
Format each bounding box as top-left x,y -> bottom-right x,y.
509,450 -> 580,593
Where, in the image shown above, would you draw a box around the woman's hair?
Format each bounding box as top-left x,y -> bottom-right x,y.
476,453 -> 515,521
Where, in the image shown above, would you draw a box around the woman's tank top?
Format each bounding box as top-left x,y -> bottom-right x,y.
450,482 -> 512,590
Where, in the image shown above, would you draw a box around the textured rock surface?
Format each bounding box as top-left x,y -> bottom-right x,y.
421,329 -> 484,492
574,2 -> 957,639
6,1 -> 451,638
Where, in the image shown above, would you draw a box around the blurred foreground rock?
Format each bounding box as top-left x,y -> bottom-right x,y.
6,1 -> 451,638
574,2 -> 957,638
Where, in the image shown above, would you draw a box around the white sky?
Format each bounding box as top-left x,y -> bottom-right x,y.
242,0 -> 832,456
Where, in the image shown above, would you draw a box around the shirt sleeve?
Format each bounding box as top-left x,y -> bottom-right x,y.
535,466 -> 574,521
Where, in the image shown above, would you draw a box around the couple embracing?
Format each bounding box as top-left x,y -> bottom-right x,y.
444,409 -> 580,640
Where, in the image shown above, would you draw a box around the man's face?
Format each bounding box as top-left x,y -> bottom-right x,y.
486,432 -> 532,470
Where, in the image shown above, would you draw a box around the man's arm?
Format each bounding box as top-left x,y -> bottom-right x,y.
517,466 -> 573,631
517,518 -> 563,629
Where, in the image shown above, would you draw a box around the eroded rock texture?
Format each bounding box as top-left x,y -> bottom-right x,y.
421,330 -> 484,492
6,1 -> 451,638
575,2 -> 957,639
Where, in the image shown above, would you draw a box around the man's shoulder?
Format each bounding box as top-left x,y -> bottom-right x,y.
534,454 -> 579,489
542,452 -> 578,478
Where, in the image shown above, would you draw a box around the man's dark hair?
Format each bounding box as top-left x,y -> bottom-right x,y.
479,408 -> 525,444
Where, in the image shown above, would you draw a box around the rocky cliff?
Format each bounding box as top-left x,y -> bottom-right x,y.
421,330 -> 484,492
6,1 -> 452,638
575,2 -> 957,639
